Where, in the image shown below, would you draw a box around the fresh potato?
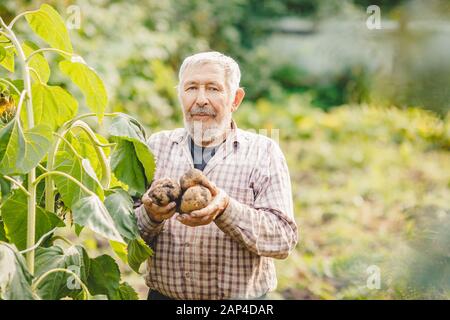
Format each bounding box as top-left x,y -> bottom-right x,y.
179,168 -> 209,191
147,178 -> 181,206
180,185 -> 212,213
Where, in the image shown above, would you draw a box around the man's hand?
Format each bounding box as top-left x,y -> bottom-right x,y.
177,187 -> 230,227
142,184 -> 177,223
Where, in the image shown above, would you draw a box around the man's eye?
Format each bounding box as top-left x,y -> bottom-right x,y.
208,87 -> 219,91
186,87 -> 197,91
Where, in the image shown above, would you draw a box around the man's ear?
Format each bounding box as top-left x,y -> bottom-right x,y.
231,88 -> 245,112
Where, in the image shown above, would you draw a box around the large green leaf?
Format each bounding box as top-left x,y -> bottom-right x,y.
0,176 -> 12,204
109,240 -> 128,264
0,121 -> 25,175
109,114 -> 155,193
34,245 -> 90,300
134,141 -> 155,185
127,238 -> 153,274
1,190 -> 64,251
64,130 -> 111,181
22,41 -> 50,83
25,4 -> 73,53
54,151 -> 104,208
86,254 -> 121,300
71,195 -> 124,244
32,83 -> 78,131
19,124 -> 53,173
0,121 -> 53,175
0,46 -> 5,63
0,242 -> 34,300
0,37 -> 15,73
110,140 -> 146,195
59,60 -> 107,122
104,189 -> 139,240
104,189 -> 152,273
109,113 -> 148,143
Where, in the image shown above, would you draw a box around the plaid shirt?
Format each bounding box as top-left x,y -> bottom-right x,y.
136,121 -> 298,299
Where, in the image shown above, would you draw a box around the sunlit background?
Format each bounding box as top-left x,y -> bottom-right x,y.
1,0 -> 449,299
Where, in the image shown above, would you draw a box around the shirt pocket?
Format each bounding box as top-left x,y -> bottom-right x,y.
227,186 -> 255,207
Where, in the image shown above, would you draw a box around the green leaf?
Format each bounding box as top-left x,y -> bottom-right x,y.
18,124 -> 53,173
0,46 -> 5,63
0,176 -> 12,205
1,190 -> 64,250
104,189 -> 139,240
22,41 -> 51,83
109,240 -> 128,264
0,221 -> 7,242
86,254 -> 121,300
64,130 -> 111,181
109,113 -> 148,143
59,60 -> 107,122
0,121 -> 52,175
54,151 -> 104,208
74,224 -> 83,237
0,38 -> 15,73
34,245 -> 90,300
134,141 -> 155,185
118,282 -> 139,300
32,83 -> 78,131
71,195 -> 125,244
127,238 -> 153,274
0,121 -> 25,175
0,242 -> 34,300
110,140 -> 146,195
25,4 -> 73,53
109,114 -> 155,192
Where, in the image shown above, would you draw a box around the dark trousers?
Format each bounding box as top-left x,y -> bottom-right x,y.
147,289 -> 267,300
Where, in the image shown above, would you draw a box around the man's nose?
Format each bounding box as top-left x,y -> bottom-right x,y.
195,87 -> 208,106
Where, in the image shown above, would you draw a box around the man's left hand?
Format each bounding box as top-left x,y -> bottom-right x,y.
177,187 -> 229,227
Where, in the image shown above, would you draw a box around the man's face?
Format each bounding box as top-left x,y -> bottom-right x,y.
179,62 -> 233,146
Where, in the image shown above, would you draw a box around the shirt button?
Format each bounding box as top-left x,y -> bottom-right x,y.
185,243 -> 190,247
185,272 -> 191,279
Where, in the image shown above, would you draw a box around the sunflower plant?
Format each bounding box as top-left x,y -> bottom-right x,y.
0,4 -> 154,300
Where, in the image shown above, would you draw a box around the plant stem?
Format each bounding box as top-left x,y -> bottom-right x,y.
2,175 -> 30,196
51,235 -> 74,246
19,227 -> 57,254
52,132 -> 83,160
26,48 -> 73,62
28,67 -> 43,84
8,10 -> 38,29
35,171 -> 97,197
71,121 -> 111,188
0,79 -> 21,95
44,112 -> 121,212
14,90 -> 27,120
1,17 -> 37,274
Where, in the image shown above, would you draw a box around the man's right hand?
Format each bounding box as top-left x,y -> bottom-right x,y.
142,189 -> 177,223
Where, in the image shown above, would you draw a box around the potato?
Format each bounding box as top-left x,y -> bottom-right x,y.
179,168 -> 208,191
147,178 -> 181,206
180,185 -> 212,214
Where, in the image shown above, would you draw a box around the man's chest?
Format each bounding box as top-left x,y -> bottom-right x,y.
153,144 -> 256,208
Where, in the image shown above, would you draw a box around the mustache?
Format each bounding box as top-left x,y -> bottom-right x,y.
189,106 -> 216,116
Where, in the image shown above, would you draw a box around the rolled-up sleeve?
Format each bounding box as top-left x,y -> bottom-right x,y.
215,140 -> 298,259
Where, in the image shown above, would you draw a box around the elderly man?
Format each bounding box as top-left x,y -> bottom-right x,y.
135,51 -> 298,300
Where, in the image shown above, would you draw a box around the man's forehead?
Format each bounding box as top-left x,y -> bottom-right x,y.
181,63 -> 226,83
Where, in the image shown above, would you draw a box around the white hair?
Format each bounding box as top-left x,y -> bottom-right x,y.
178,51 -> 241,97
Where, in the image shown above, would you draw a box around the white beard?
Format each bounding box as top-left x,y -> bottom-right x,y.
184,111 -> 232,147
